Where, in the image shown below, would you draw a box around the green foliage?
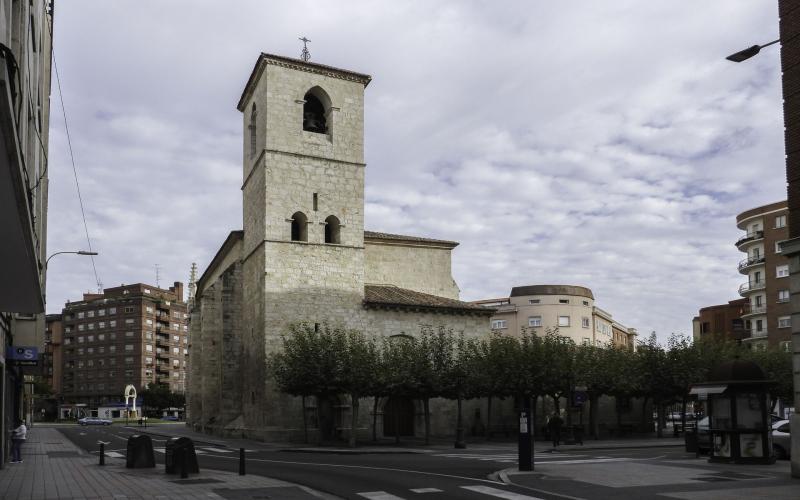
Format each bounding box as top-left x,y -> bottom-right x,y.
140,384 -> 184,411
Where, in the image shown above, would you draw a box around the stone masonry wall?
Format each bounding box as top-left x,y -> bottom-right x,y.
364,242 -> 460,300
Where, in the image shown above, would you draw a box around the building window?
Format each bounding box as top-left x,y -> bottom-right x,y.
249,103 -> 257,157
125,357 -> 134,364
324,215 -> 341,244
776,215 -> 787,228
98,321 -> 105,329
302,88 -> 329,134
290,211 -> 308,242
125,319 -> 134,325
582,300 -> 589,306
776,241 -> 784,254
559,299 -> 569,304
125,344 -> 134,351
87,335 -> 94,342
146,345 -> 153,352
87,323 -> 94,330
144,288 -> 151,294
778,316 -> 791,328
558,316 -> 570,327
145,319 -> 153,326
97,309 -> 105,316
77,312 -> 84,319
755,295 -> 763,307
528,299 -> 540,304
78,336 -> 84,343
777,265 -> 789,278
124,306 -> 134,313
87,310 -> 95,318
78,324 -> 85,332
528,316 -> 542,327
146,306 -> 154,314
109,307 -> 117,314
778,290 -> 790,303
781,341 -> 792,352
98,333 -> 105,341
109,346 -> 116,353
754,271 -> 762,283
491,320 -> 507,329
109,320 -> 116,327
172,347 -> 180,354
755,319 -> 764,332
581,317 -> 590,328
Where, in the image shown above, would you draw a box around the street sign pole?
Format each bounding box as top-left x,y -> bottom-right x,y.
518,395 -> 533,471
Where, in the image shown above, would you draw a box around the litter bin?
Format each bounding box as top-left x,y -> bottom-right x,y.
165,436 -> 199,475
684,429 -> 698,453
126,434 -> 155,468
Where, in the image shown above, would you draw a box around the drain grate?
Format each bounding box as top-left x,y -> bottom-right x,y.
169,478 -> 224,485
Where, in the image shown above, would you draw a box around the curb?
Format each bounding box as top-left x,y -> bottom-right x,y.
279,447 -> 432,455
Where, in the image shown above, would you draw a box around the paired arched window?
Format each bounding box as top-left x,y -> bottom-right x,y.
249,104 -> 257,157
302,87 -> 330,134
291,212 -> 308,242
324,215 -> 340,244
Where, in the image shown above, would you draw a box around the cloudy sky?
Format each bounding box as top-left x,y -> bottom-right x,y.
46,1 -> 784,341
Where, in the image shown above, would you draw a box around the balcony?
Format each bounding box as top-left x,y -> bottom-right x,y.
741,304 -> 767,317
738,256 -> 765,271
743,330 -> 768,341
739,281 -> 766,295
736,230 -> 764,249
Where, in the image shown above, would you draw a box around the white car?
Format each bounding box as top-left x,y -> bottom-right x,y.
772,419 -> 791,460
78,416 -> 112,426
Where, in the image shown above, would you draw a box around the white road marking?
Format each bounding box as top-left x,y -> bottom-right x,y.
357,492 -> 406,500
201,447 -> 232,453
105,451 -> 125,458
461,485 -> 545,500
410,488 -> 443,493
533,458 -> 631,465
154,447 -> 166,453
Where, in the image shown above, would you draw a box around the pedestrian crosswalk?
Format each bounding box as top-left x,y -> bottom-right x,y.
357,485 -> 546,499
102,446 -> 256,458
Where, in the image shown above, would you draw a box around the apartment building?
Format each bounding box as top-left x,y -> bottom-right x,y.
1,0 -> 53,468
42,314 -> 64,396
60,282 -> 188,407
735,201 -> 792,351
473,284 -> 637,348
691,299 -> 748,343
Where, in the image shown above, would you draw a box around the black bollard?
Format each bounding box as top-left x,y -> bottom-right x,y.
239,448 -> 246,476
99,442 -> 105,466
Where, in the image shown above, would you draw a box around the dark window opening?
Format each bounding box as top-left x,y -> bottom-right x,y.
291,212 -> 308,242
324,215 -> 341,244
249,104 -> 257,157
313,193 -> 318,211
314,323 -> 320,333
303,94 -> 327,133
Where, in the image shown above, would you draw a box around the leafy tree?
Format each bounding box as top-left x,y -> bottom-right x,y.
340,330 -> 379,448
480,333 -> 519,438
140,384 -> 184,415
439,332 -> 481,448
573,344 -> 615,438
380,334 -> 419,444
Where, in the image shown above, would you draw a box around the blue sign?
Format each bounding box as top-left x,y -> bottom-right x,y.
7,346 -> 38,366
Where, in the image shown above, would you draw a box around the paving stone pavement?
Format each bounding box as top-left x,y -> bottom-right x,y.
0,427 -> 334,499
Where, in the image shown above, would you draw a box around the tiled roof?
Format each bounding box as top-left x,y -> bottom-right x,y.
364,231 -> 458,247
364,285 -> 494,315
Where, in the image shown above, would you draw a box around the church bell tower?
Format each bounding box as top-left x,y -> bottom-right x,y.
235,53 -> 372,436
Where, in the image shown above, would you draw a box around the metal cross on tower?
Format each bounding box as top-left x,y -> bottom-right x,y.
299,36 -> 311,62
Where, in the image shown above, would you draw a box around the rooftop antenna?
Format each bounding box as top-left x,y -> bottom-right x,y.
155,264 -> 161,288
299,36 -> 311,62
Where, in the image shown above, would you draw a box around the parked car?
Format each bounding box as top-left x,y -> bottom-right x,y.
78,416 -> 112,426
772,419 -> 791,460
161,415 -> 179,421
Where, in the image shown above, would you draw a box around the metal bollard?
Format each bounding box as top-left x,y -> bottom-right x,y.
99,442 -> 105,466
239,448 -> 245,476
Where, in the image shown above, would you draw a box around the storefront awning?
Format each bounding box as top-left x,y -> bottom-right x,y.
689,384 -> 728,396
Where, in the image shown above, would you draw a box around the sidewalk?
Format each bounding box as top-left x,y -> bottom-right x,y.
0,427 -> 335,499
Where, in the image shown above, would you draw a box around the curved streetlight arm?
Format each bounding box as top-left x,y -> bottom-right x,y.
45,250 -> 98,267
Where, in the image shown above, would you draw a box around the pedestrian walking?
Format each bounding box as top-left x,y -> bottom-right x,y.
9,419 -> 27,463
547,412 -> 563,447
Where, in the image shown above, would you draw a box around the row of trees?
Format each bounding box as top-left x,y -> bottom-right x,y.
271,324 -> 792,447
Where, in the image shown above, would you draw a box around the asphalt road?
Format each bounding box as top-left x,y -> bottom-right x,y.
58,425 -> 661,500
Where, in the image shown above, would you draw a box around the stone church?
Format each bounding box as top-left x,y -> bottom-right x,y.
186,53 -> 494,441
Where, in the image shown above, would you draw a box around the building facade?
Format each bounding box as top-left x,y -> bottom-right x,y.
0,0 -> 53,469
735,201 -> 792,350
59,283 -> 188,408
691,299 -> 748,343
42,313 -> 63,396
188,53 -> 494,441
473,285 -> 637,348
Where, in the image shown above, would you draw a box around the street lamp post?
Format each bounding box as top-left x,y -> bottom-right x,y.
45,250 -> 98,268
725,39 -> 780,62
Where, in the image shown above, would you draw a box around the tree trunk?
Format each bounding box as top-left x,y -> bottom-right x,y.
656,403 -> 663,438
590,393 -> 599,439
349,394 -> 359,448
394,398 -> 400,445
680,396 -> 687,435
553,394 -> 560,414
640,396 -> 650,431
454,396 -> 466,448
615,396 -> 623,430
423,398 -> 431,446
315,395 -> 322,445
485,395 -> 493,439
372,396 -> 379,442
302,395 -> 308,444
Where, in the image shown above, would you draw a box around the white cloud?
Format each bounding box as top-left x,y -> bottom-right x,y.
46,0 -> 784,341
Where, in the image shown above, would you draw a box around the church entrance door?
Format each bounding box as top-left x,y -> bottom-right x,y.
317,395 -> 342,441
383,396 -> 415,437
